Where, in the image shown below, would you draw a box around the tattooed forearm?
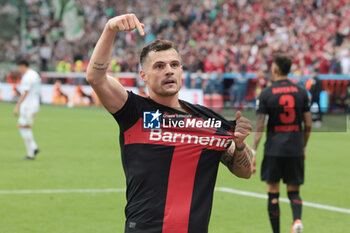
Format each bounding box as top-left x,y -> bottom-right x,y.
234,146 -> 253,169
221,142 -> 254,178
92,62 -> 109,71
221,142 -> 253,178
221,148 -> 235,171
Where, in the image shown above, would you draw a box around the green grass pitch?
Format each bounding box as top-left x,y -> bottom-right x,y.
0,102 -> 349,233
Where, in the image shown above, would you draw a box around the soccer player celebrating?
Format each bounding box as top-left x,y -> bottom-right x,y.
252,54 -> 312,233
87,14 -> 254,233
13,60 -> 41,160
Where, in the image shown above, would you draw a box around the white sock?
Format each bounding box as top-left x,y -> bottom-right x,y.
19,128 -> 37,157
30,137 -> 38,151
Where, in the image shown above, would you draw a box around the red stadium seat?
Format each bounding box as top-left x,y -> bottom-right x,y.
203,94 -> 223,112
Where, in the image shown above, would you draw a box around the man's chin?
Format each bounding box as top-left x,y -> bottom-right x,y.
162,91 -> 179,97
159,88 -> 179,97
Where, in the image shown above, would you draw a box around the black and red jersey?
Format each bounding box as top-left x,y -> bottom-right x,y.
257,80 -> 310,157
112,91 -> 236,233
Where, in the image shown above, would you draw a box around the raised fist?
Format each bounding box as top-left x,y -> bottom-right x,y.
108,14 -> 145,36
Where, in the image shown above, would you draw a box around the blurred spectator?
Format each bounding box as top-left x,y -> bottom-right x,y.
204,71 -> 217,94
340,49 -> 350,75
109,59 -> 121,73
214,70 -> 224,95
39,42 -> 52,71
254,70 -> 267,99
52,81 -> 68,105
74,60 -> 84,72
184,71 -> 192,89
309,69 -> 323,124
72,84 -> 92,106
230,65 -> 248,109
193,69 -> 204,90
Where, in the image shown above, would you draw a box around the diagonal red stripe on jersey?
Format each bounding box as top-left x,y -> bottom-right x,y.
162,145 -> 202,233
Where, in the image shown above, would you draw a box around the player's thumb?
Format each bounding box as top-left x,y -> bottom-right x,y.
235,111 -> 242,121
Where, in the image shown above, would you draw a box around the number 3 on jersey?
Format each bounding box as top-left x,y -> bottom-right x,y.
279,94 -> 295,124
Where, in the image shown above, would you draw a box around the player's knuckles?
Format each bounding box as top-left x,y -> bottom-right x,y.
128,20 -> 136,29
119,20 -> 127,30
126,14 -> 133,19
122,19 -> 131,30
128,13 -> 137,21
244,125 -> 252,131
237,119 -> 250,126
125,15 -> 135,28
239,118 -> 250,125
236,130 -> 249,136
237,123 -> 251,131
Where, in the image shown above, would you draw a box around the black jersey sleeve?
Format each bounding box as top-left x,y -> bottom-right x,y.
111,91 -> 142,132
256,90 -> 268,114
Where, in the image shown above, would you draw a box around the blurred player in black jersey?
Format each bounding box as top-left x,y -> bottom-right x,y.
251,54 -> 312,233
86,14 -> 254,233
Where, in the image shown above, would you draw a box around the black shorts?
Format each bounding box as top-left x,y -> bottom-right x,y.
261,156 -> 304,185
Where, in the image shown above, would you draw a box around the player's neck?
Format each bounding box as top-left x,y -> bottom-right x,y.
273,75 -> 288,82
149,93 -> 181,109
21,68 -> 29,75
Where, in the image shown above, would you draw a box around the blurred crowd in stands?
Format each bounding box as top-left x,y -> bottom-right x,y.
1,0 -> 350,75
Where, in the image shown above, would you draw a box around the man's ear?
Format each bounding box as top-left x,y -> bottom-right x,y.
272,65 -> 279,76
140,70 -> 147,83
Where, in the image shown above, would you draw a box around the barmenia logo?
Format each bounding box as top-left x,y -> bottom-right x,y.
149,129 -> 231,148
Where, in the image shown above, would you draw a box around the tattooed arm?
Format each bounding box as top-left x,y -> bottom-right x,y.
252,114 -> 266,152
221,142 -> 254,179
86,14 -> 144,113
221,111 -> 253,179
251,114 -> 266,174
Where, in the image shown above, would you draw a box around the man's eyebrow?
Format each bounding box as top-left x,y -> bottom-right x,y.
152,60 -> 180,65
152,61 -> 165,65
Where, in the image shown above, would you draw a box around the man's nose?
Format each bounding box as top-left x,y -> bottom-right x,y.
165,64 -> 174,75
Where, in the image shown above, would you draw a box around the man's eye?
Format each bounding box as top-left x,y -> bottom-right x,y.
156,64 -> 164,69
171,63 -> 179,68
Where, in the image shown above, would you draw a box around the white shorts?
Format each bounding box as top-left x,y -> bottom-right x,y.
18,106 -> 39,126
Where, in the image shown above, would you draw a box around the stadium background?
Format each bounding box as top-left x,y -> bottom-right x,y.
0,0 -> 350,232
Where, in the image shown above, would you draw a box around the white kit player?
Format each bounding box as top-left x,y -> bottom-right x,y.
13,60 -> 41,160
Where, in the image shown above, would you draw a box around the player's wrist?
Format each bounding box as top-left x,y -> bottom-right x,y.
235,141 -> 246,151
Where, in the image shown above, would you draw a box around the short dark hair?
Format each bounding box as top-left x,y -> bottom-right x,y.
17,60 -> 29,67
140,39 -> 179,65
273,54 -> 292,76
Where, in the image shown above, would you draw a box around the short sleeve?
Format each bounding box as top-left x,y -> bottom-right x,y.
21,76 -> 32,92
256,90 -> 268,114
111,91 -> 142,132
